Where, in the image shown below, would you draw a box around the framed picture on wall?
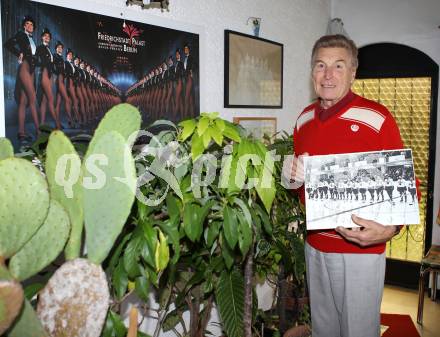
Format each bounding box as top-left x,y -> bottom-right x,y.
224,30 -> 283,108
233,116 -> 277,143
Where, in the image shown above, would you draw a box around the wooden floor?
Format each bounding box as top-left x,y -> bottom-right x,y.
381,285 -> 440,337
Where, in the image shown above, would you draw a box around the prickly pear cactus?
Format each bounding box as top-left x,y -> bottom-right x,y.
45,131 -> 83,260
37,258 -> 109,337
0,138 -> 13,160
9,199 -> 70,281
0,280 -> 23,335
86,103 -> 141,155
8,299 -> 48,337
0,158 -> 50,259
83,131 -> 137,264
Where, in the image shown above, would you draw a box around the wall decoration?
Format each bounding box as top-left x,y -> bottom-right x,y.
224,30 -> 283,108
233,116 -> 277,143
0,0 -> 199,149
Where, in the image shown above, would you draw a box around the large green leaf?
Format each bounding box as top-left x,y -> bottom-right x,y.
166,194 -> 181,224
141,222 -> 157,269
221,234 -> 235,269
135,276 -> 150,302
158,219 -> 180,264
226,154 -> 240,195
236,211 -> 252,256
83,131 -> 137,264
223,206 -> 238,249
183,203 -> 199,242
223,123 -> 241,143
0,158 -> 50,259
210,123 -> 224,145
9,199 -> 71,281
122,235 -> 143,279
0,137 -> 13,160
7,299 -> 48,337
155,230 -> 170,271
112,262 -> 128,300
45,131 -> 83,260
255,155 -> 276,213
197,116 -> 210,136
179,119 -> 197,141
86,103 -> 141,155
191,132 -> 204,161
215,269 -> 244,337
205,221 -> 220,248
162,309 -> 181,332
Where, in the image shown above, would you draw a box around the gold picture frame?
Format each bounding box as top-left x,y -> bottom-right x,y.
233,116 -> 277,143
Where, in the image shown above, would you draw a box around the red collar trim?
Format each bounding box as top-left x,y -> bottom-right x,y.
317,90 -> 357,122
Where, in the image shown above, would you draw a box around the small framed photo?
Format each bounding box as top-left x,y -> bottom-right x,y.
224,30 -> 283,108
303,149 -> 420,230
233,117 -> 277,143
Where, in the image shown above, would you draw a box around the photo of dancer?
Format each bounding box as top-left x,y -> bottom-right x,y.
1,0 -> 199,149
3,15 -> 39,142
303,149 -> 420,230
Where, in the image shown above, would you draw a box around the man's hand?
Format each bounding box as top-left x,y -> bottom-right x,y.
18,53 -> 23,64
290,152 -> 308,189
335,214 -> 397,247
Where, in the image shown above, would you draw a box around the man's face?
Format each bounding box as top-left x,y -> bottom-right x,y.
42,33 -> 51,44
56,45 -> 63,54
184,46 -> 189,55
24,21 -> 34,34
312,47 -> 356,109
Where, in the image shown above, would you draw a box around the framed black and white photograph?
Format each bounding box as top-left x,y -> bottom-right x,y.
303,149 -> 420,230
224,30 -> 283,108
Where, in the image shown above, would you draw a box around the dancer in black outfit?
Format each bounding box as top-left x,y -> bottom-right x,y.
4,16 -> 39,140
53,41 -> 72,127
64,49 -> 80,126
73,56 -> 85,124
36,28 -> 60,129
183,44 -> 195,117
174,49 -> 185,120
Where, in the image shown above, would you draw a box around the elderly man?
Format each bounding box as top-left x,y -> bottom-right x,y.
292,35 -> 405,337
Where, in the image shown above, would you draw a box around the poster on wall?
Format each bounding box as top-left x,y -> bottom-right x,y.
0,0 -> 199,149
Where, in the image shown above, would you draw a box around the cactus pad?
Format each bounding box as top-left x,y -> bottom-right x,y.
9,199 -> 71,281
0,138 -> 13,160
45,131 -> 83,260
87,103 -> 141,155
83,131 -> 137,264
8,299 -> 48,337
0,158 -> 50,259
37,258 -> 109,337
0,280 -> 24,335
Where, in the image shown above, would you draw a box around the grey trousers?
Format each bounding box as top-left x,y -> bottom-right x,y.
305,243 -> 386,337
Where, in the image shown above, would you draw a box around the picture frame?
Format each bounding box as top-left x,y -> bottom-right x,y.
303,149 -> 420,230
224,30 -> 283,108
233,116 -> 277,143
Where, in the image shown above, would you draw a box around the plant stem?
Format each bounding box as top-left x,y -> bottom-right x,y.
243,244 -> 254,337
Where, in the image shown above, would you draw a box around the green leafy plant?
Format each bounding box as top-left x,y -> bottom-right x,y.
105,112 -> 278,337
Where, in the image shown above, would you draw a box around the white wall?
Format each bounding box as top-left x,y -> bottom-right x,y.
0,0 -> 330,335
332,0 -> 440,245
